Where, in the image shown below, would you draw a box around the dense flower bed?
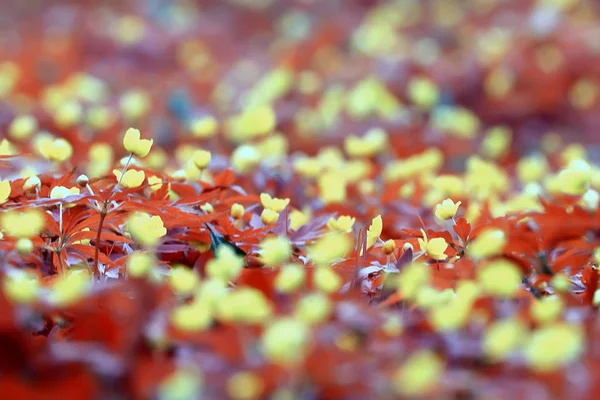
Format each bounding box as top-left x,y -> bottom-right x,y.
2,0 -> 600,398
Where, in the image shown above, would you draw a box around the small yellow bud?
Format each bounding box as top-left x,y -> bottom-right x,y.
231,203 -> 245,219
383,239 -> 396,255
76,174 -> 89,187
261,209 -> 280,225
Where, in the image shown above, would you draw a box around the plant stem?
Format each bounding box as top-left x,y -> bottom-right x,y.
114,152 -> 134,191
93,201 -> 108,278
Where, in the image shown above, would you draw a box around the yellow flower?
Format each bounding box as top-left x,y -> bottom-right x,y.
88,143 -> 114,178
39,138 -> 73,163
482,318 -> 527,361
119,90 -> 150,120
477,260 -> 522,298
313,267 -> 343,293
366,215 -> 383,249
127,213 -> 167,247
407,77 -> 439,110
171,300 -> 213,332
467,228 -> 506,258
308,232 -> 352,265
261,318 -> 310,366
50,186 -> 80,200
113,169 -> 145,188
397,262 -> 430,299
557,159 -> 591,196
434,198 -> 461,220
127,253 -> 154,278
318,170 -> 347,204
217,288 -> 272,324
0,139 -> 15,155
289,209 -> 309,230
552,273 -> 571,292
231,144 -> 261,173
259,236 -> 291,266
205,245 -> 245,282
260,193 -> 290,212
49,270 -> 91,306
227,372 -> 264,400
9,114 -> 37,140
3,270 -> 39,304
517,154 -> 548,183
343,127 -> 388,158
200,203 -> 214,213
0,180 -> 11,204
191,149 -> 211,169
295,293 -> 331,325
147,175 -> 164,191
531,296 -> 563,324
417,230 -> 448,260
480,126 -> 512,159
261,209 -> 280,225
54,101 -> 82,128
226,105 -> 276,141
392,350 -> 444,396
123,127 -> 153,157
1,209 -> 45,238
327,216 -> 356,233
190,116 -> 218,138
231,203 -> 245,219
158,368 -> 203,400
383,239 -> 396,255
524,323 -> 584,372
169,266 -> 200,296
274,264 -> 305,293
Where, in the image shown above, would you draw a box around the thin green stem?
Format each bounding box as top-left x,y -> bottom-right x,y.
114,152 -> 134,191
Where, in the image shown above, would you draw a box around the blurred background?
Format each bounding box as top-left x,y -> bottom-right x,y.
1,0 -> 600,162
